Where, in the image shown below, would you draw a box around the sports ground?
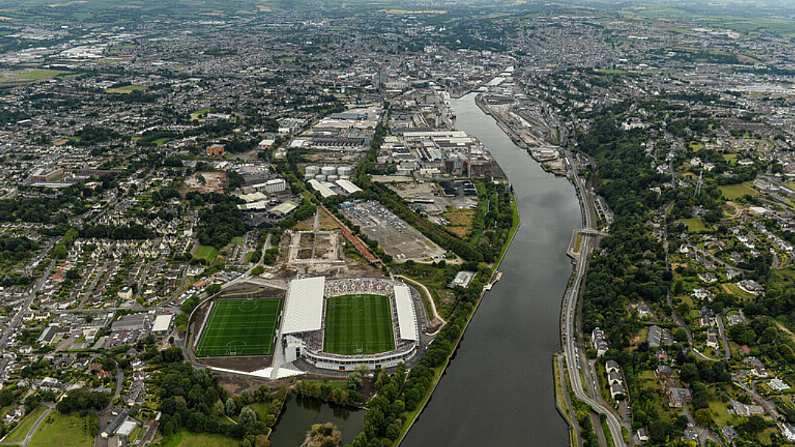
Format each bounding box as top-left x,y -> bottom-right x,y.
196,298 -> 282,357
323,294 -> 395,355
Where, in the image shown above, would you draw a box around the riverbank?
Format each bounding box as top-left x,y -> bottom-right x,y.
554,353 -> 580,447
475,94 -> 568,176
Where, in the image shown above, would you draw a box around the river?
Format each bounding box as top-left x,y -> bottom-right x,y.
401,93 -> 579,446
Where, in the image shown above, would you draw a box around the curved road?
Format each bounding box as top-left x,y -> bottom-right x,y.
562,152 -> 626,447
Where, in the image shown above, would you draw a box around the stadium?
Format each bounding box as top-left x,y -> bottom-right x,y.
192,276 -> 427,374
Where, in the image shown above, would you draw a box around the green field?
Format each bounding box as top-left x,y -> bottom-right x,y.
191,107 -> 212,121
677,217 -> 710,233
160,431 -> 240,447
324,294 -> 395,355
196,298 -> 282,357
193,245 -> 219,263
29,412 -> 93,447
0,69 -> 66,85
105,84 -> 145,94
719,182 -> 759,200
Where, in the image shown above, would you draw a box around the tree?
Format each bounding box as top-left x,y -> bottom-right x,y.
673,328 -> 689,343
240,407 -> 257,426
56,390 -> 110,415
694,408 -> 712,426
225,397 -> 238,417
301,423 -> 342,447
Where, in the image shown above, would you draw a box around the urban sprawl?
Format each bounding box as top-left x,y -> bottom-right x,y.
0,1 -> 793,447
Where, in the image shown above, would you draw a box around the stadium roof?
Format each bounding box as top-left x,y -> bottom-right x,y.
394,284 -> 418,342
281,277 -> 325,334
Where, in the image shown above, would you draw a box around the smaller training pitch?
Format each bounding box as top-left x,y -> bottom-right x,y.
196,298 -> 282,357
324,294 -> 395,355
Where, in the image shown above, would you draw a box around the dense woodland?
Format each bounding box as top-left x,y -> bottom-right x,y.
578,110 -> 671,348
196,200 -> 246,249
155,355 -> 278,447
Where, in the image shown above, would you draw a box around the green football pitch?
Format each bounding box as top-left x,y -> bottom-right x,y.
196,298 -> 282,357
323,294 -> 395,355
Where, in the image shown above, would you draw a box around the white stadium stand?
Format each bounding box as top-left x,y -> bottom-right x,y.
281,277 -> 326,334
394,284 -> 419,342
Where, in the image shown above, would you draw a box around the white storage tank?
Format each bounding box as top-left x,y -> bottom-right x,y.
305,165 -> 320,175
337,166 -> 354,176
314,174 -> 327,181
321,166 -> 337,176
327,175 -> 339,182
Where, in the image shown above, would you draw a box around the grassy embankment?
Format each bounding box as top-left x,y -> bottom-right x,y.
0,406 -> 47,445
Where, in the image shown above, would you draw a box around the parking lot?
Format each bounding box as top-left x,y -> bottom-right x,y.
339,201 -> 446,262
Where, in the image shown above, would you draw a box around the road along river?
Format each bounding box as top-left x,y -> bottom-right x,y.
401,92 -> 580,446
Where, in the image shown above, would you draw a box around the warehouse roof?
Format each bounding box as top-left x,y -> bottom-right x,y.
308,179 -> 337,198
270,201 -> 298,216
152,314 -> 173,333
336,179 -> 362,194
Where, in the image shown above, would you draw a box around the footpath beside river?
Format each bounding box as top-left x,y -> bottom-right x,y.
401,93 -> 580,446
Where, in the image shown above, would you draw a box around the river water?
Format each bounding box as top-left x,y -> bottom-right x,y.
401,93 -> 579,446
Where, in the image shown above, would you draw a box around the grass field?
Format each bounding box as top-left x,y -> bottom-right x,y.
105,84 -> 145,94
719,182 -> 759,200
444,207 -> 476,238
723,153 -> 738,163
677,217 -> 710,233
190,107 -> 212,122
196,298 -> 282,357
29,412 -> 93,447
160,431 -> 240,447
0,69 -> 66,85
193,245 -> 219,263
324,294 -> 395,355
1,406 -> 46,444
